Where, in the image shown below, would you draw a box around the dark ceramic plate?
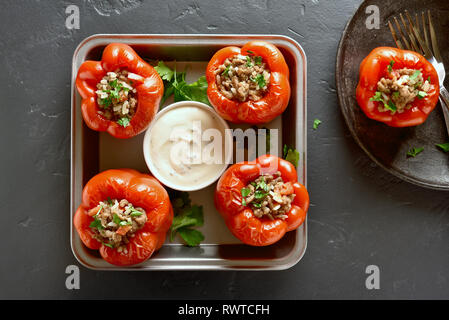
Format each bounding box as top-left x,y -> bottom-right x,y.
336,0 -> 449,190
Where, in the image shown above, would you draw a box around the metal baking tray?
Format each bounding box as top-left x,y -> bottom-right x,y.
71,34 -> 307,270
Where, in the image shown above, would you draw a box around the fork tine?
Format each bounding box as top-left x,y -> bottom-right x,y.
405,11 -> 433,58
388,21 -> 404,50
393,16 -> 411,50
421,12 -> 430,52
402,11 -> 422,54
428,10 -> 443,62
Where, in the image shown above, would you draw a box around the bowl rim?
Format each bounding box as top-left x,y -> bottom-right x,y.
143,100 -> 233,191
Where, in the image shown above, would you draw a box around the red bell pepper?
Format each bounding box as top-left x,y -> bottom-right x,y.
206,41 -> 291,124
356,47 -> 440,127
74,169 -> 173,266
75,43 -> 163,138
214,155 -> 309,246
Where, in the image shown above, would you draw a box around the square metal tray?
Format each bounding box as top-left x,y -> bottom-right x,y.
71,34 -> 307,270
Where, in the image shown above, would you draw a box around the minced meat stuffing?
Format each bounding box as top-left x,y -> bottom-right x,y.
88,199 -> 147,252
241,171 -> 295,220
371,64 -> 433,114
215,54 -> 270,102
95,70 -> 138,127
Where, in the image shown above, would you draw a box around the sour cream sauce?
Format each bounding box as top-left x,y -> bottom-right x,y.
147,104 -> 228,190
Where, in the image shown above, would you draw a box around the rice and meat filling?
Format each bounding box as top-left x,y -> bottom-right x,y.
215,54 -> 271,102
241,171 -> 295,220
88,199 -> 147,252
373,66 -> 433,114
95,70 -> 138,127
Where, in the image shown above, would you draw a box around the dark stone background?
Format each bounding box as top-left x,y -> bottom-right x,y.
1,0 -> 448,299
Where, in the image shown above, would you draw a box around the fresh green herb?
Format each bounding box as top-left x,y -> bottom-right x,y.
246,56 -> 253,67
313,119 -> 322,130
414,81 -> 422,89
102,242 -> 114,249
241,187 -> 251,198
154,61 -> 174,82
436,142 -> 449,152
427,76 -> 431,83
254,190 -> 267,200
177,228 -> 205,247
254,56 -> 262,65
385,100 -> 397,113
417,91 -> 427,99
113,214 -> 122,226
369,91 -> 397,113
89,206 -> 104,230
283,144 -> 300,168
169,192 -> 204,246
109,79 -> 118,88
109,87 -> 120,100
392,91 -> 400,99
130,210 -> 143,217
257,177 -> 269,192
99,97 -> 112,108
388,60 -> 395,73
222,65 -> 231,77
154,62 -> 210,107
106,197 -> 114,206
119,220 -> 132,226
246,50 -> 254,55
369,91 -> 383,102
252,202 -> 262,208
252,74 -> 266,88
407,147 -> 424,157
241,187 -> 251,206
117,117 -> 130,128
410,70 -> 421,81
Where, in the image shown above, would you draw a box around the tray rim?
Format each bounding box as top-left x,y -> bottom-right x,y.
71,33 -> 308,270
335,2 -> 449,191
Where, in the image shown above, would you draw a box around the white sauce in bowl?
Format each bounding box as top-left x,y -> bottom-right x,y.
143,101 -> 232,191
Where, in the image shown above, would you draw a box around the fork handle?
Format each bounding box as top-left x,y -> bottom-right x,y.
441,86 -> 449,111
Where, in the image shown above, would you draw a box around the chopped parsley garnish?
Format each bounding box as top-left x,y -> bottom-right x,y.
410,70 -> 421,81
427,76 -> 431,83
370,91 -> 396,113
283,145 -> 300,168
417,91 -> 427,99
169,192 -> 204,247
117,117 -> 130,128
407,147 -> 424,157
222,65 -> 231,77
106,197 -> 114,206
241,187 -> 251,206
154,60 -> 174,82
89,206 -> 104,230
112,214 -> 122,226
252,74 -> 266,88
246,56 -> 253,67
436,142 -> 449,152
99,97 -> 112,108
388,60 -> 395,73
102,242 -> 114,249
392,91 -> 400,99
246,50 -> 254,55
385,100 -> 397,113
313,119 -> 322,130
254,56 -> 262,65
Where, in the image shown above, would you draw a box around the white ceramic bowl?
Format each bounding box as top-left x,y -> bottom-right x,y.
143,101 -> 233,191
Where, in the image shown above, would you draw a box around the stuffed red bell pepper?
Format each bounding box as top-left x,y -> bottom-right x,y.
215,155 -> 309,246
74,169 -> 173,266
75,43 -> 163,138
206,41 -> 291,124
356,47 -> 440,127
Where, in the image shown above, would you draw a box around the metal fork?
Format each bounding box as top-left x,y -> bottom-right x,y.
388,10 -> 449,135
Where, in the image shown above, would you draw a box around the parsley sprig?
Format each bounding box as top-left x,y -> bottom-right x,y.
283,145 -> 300,168
169,192 -> 205,247
154,61 -> 210,107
